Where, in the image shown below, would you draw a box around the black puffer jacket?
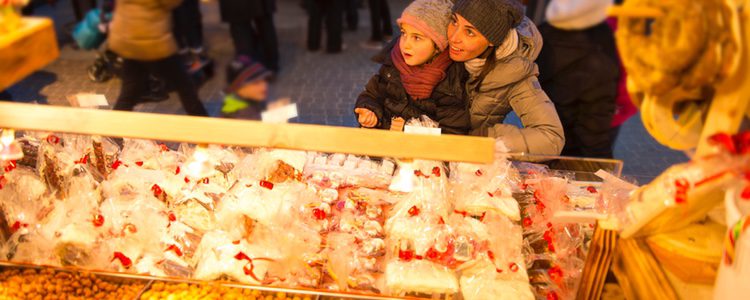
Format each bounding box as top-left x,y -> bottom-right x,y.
355,44 -> 471,135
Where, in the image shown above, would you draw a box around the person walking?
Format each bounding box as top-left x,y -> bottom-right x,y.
345,0 -> 360,31
306,0 -> 345,53
362,0 -> 393,49
219,0 -> 280,72
537,0 -> 619,158
173,0 -> 208,72
109,0 -> 208,116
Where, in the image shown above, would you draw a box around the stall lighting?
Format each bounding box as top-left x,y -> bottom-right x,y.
0,129 -> 23,161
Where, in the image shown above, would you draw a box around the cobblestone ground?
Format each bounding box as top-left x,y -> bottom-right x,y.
7,0 -> 687,183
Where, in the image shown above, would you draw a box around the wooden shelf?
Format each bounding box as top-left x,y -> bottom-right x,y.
0,102 -> 495,164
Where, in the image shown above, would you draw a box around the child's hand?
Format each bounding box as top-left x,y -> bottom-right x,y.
355,108 -> 378,128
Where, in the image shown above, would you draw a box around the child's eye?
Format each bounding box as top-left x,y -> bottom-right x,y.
414,36 -> 421,41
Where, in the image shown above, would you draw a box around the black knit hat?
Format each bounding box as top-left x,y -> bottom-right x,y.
452,0 -> 524,46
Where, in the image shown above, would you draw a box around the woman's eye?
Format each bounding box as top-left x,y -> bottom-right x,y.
414,36 -> 421,41
467,30 -> 475,37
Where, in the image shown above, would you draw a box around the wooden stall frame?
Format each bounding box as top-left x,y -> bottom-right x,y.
0,102 -> 495,164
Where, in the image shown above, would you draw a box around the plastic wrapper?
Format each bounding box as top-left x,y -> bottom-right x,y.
304,153 -> 394,190
450,149 -> 522,220
193,230 -> 276,284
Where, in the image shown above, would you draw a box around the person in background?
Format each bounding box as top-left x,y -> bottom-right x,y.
109,0 -> 208,116
219,0 -> 280,73
173,0 -> 208,72
361,0 -> 393,49
345,0 -> 360,31
306,0 -> 345,53
447,0 -> 565,155
355,0 -> 470,135
221,56 -> 272,120
607,0 -> 638,145
536,0 -> 619,158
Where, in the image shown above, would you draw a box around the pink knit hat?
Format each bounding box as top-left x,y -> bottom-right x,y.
397,0 -> 453,50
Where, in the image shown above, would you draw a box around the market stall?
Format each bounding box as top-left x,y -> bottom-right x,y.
0,102 -> 625,300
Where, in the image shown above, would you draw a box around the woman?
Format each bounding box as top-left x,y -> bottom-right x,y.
109,0 -> 208,116
448,0 -> 565,155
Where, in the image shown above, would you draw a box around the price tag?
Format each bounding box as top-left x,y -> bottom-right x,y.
404,125 -> 442,136
262,99 -> 298,124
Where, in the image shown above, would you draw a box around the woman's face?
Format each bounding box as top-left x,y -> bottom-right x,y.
399,23 -> 439,66
447,13 -> 491,62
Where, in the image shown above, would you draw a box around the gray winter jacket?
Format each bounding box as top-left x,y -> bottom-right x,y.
466,18 -> 565,156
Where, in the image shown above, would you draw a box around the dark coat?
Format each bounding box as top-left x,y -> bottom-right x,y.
219,0 -> 276,22
537,22 -> 620,158
355,44 -> 471,135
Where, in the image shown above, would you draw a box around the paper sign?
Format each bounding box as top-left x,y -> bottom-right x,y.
404,125 -> 442,136
262,102 -> 298,124
68,93 -> 109,108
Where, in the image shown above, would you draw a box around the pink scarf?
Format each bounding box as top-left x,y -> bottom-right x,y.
390,40 -> 453,100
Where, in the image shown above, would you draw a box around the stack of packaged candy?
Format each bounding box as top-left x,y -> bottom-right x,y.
0,125 -> 625,299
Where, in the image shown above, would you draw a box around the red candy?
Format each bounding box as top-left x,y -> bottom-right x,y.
92,214 -> 105,227
46,135 -> 60,144
202,178 -> 209,184
587,186 -> 597,193
408,206 -> 420,217
509,262 -> 519,272
522,217 -> 533,227
10,221 -> 28,233
232,240 -> 240,245
259,180 -> 274,190
111,160 -> 124,170
165,244 -> 183,257
234,252 -> 251,261
475,169 -> 483,176
741,185 -> 750,200
75,155 -> 89,165
184,177 -> 190,183
487,192 -> 494,197
547,291 -> 559,300
151,184 -> 163,197
487,250 -> 495,261
414,170 -> 426,177
398,249 -> 415,261
168,212 -> 176,222
548,265 -> 564,283
432,166 -> 441,177
175,166 -> 181,175
159,144 -> 169,152
111,252 -> 132,269
438,217 -> 445,225
312,208 -> 327,220
135,161 -> 144,167
426,247 -> 440,260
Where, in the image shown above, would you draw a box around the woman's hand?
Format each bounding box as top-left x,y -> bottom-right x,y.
355,108 -> 378,128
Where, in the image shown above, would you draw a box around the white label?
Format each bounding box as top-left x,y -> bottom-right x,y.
262,103 -> 298,124
403,125 -> 442,136
70,93 -> 109,108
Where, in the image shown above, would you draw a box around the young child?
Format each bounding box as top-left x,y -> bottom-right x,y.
354,0 -> 470,135
222,56 -> 272,120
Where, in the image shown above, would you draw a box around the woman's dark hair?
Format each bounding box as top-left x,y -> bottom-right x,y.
475,45 -> 497,92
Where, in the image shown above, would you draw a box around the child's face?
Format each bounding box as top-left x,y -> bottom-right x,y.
236,80 -> 269,101
399,23 -> 440,66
